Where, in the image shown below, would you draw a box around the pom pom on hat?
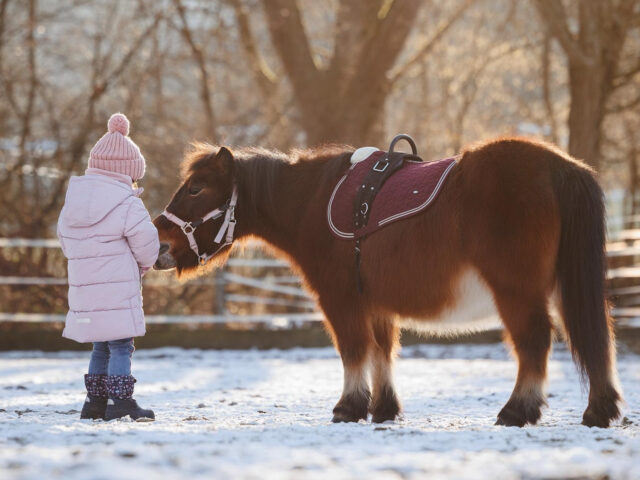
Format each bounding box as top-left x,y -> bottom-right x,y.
107,113 -> 130,136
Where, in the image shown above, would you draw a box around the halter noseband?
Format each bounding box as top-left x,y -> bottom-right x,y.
161,185 -> 238,266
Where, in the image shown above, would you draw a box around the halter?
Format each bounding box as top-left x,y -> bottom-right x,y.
161,185 -> 238,266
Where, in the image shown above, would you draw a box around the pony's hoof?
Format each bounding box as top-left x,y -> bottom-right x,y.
495,406 -> 536,427
332,404 -> 368,423
496,397 -> 542,427
370,386 -> 401,423
581,387 -> 621,428
582,408 -> 613,428
371,412 -> 400,423
495,415 -> 525,427
332,391 -> 370,423
332,413 -> 360,423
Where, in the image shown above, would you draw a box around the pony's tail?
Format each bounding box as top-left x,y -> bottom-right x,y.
551,159 -> 618,392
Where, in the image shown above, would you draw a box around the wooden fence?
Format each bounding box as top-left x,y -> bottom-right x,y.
3,226 -> 640,325
0,238 -> 319,325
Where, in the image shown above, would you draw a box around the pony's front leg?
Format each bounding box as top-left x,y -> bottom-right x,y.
370,315 -> 402,423
322,300 -> 373,423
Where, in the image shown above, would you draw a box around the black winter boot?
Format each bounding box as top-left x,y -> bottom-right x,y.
104,375 -> 155,422
80,374 -> 108,420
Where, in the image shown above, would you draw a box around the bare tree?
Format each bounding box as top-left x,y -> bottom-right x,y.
253,0 -> 473,146
533,0 -> 640,170
0,1 -> 166,229
172,0 -> 217,137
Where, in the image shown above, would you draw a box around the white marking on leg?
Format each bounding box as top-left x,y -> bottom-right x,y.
514,378 -> 546,405
371,349 -> 393,396
342,361 -> 370,399
547,285 -> 564,334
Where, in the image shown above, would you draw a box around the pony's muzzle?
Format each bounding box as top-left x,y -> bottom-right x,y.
154,242 -> 176,270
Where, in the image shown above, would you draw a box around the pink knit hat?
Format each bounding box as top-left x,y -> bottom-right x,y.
88,113 -> 146,181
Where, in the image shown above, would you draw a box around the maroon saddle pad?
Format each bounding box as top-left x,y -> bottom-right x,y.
327,150 -> 457,239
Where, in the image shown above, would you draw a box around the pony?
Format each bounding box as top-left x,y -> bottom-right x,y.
153,138 -> 622,428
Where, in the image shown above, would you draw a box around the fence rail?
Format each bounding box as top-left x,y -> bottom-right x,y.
1,237 -> 316,324
4,233 -> 640,325
0,312 -> 323,325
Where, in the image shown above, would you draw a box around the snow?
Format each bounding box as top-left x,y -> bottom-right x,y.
1,343 -> 639,480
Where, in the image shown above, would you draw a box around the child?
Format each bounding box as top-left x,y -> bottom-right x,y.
57,113 -> 159,421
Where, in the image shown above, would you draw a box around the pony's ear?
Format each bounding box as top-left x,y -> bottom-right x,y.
213,146 -> 234,177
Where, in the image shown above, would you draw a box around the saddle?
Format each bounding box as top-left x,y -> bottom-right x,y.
327,134 -> 457,292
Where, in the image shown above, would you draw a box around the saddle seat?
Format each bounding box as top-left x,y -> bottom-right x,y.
327,148 -> 457,239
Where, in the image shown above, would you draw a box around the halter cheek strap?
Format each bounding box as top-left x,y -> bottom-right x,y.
214,187 -> 238,245
161,185 -> 238,266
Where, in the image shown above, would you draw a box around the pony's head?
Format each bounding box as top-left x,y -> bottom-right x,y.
153,143 -> 236,277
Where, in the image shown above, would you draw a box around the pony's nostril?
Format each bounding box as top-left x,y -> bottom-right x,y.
159,242 -> 171,256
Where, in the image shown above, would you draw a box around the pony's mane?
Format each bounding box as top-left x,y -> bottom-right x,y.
181,142 -> 352,219
180,142 -> 219,178
181,142 -> 350,175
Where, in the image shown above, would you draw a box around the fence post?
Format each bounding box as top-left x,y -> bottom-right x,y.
215,266 -> 227,315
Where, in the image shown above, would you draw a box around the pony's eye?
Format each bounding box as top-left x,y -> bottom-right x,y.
188,185 -> 203,195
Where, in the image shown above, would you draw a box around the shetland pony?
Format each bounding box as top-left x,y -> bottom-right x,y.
153,138 -> 622,427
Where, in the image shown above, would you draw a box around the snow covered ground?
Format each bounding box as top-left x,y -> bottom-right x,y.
1,343 -> 638,480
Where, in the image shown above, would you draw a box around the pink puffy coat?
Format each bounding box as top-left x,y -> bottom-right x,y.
57,168 -> 159,343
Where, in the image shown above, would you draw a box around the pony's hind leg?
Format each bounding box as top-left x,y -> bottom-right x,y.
581,363 -> 621,428
369,315 -> 401,423
572,312 -> 621,427
495,296 -> 552,427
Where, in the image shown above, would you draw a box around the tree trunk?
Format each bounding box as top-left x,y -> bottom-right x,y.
532,0 -> 638,171
567,61 -> 607,170
260,0 -> 472,147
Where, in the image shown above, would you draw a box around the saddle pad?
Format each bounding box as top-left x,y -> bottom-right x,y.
327,150 -> 457,239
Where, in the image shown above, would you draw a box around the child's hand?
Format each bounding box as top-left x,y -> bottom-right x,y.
140,266 -> 151,277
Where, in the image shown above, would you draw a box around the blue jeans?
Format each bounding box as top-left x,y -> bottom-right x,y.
88,338 -> 135,376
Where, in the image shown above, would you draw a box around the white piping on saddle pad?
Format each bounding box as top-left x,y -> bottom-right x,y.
327,158 -> 457,239
378,160 -> 456,226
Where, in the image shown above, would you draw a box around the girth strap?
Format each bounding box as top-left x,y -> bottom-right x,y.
353,135 -> 420,231
352,134 -> 420,293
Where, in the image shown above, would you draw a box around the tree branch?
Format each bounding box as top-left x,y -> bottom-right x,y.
261,0 -> 320,98
39,10 -> 165,219
532,0 -> 594,67
607,91 -> 640,114
173,0 -> 217,136
614,58 -> 640,90
0,0 -> 9,67
328,0 -> 380,87
541,35 -> 559,144
228,0 -> 277,98
389,0 -> 475,83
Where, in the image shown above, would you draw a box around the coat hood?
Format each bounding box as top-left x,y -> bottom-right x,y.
60,174 -> 134,229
